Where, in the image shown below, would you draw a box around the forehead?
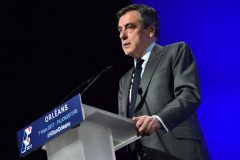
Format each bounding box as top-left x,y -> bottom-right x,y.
118,10 -> 140,27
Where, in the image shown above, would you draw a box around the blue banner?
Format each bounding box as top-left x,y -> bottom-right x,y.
16,94 -> 84,157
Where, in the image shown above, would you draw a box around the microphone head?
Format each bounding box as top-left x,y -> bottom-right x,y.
87,77 -> 95,83
105,65 -> 114,71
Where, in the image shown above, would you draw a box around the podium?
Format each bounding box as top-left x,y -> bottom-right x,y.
44,104 -> 140,160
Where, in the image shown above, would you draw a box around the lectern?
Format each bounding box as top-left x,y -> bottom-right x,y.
44,104 -> 140,160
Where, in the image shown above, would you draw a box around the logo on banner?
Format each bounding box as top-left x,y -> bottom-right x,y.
21,126 -> 32,154
17,94 -> 84,157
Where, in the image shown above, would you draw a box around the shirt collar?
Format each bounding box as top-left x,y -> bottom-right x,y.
134,42 -> 156,67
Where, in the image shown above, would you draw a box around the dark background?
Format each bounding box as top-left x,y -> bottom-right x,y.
1,1 -> 131,159
4,0 -> 240,159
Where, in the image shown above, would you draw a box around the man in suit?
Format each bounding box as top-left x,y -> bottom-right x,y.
117,4 -> 210,160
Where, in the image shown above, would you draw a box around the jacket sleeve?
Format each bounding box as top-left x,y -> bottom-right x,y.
159,42 -> 201,130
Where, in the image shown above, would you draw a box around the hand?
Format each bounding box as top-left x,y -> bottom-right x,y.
133,115 -> 161,136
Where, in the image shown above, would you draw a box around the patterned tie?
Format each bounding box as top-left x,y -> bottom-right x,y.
129,59 -> 144,118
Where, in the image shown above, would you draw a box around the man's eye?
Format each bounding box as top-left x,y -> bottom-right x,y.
126,24 -> 137,33
126,24 -> 136,29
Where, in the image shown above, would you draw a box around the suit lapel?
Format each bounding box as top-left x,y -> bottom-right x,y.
135,45 -> 164,110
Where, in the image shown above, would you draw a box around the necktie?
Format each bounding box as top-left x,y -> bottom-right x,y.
129,59 -> 144,118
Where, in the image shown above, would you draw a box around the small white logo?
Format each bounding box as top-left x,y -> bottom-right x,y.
21,126 -> 32,154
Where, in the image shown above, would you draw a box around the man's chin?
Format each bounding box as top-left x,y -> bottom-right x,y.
124,53 -> 133,57
123,50 -> 133,56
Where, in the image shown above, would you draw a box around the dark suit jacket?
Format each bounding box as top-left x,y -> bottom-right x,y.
118,42 -> 210,160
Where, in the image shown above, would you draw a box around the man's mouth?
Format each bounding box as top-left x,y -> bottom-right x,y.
123,43 -> 131,47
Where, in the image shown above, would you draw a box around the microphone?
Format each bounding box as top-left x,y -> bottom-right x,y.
57,65 -> 113,106
57,77 -> 95,106
138,87 -> 151,115
81,65 -> 113,96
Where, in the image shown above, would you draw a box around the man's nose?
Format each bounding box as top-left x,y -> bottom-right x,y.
119,30 -> 127,40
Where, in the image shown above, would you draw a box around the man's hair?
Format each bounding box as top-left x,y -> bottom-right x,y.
117,4 -> 160,39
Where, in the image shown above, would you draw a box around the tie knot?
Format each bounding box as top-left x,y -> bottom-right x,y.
136,59 -> 144,67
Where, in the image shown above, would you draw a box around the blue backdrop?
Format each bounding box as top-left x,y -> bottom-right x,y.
133,0 -> 240,159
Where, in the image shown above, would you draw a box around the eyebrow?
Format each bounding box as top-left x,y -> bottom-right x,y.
118,22 -> 137,30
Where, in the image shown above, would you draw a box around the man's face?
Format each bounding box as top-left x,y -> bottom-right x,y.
118,11 -> 155,59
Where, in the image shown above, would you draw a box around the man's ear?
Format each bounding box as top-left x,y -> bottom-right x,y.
148,24 -> 156,38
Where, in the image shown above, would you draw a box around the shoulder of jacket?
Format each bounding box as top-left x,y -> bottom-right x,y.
163,41 -> 188,49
